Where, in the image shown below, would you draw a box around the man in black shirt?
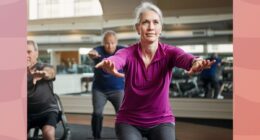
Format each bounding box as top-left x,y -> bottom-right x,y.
27,40 -> 58,140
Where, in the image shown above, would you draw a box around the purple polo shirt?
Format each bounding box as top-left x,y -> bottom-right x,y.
107,42 -> 195,127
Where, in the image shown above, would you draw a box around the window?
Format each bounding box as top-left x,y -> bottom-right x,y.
29,0 -> 103,20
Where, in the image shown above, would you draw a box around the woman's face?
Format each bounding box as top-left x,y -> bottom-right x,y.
136,10 -> 162,44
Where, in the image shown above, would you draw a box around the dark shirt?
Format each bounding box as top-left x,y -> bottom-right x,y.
27,63 -> 58,117
92,46 -> 125,92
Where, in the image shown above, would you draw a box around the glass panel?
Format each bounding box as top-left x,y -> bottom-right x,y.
178,45 -> 204,53
38,50 -> 51,64
207,44 -> 233,53
169,53 -> 233,100
75,0 -> 103,16
29,0 -> 103,20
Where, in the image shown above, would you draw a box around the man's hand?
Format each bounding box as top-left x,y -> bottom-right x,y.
188,59 -> 216,75
95,60 -> 124,78
30,67 -> 55,84
88,50 -> 101,59
31,70 -> 46,84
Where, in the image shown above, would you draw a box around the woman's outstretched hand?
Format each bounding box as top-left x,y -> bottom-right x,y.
95,60 -> 125,78
188,59 -> 216,75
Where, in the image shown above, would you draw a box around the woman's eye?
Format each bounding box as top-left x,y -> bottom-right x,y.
154,20 -> 159,24
142,21 -> 149,25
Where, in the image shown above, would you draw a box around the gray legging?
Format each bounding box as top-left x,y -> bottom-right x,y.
115,123 -> 175,140
91,89 -> 124,138
92,89 -> 124,115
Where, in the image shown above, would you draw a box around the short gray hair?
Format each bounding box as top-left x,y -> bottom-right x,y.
134,2 -> 163,24
27,40 -> 38,51
102,30 -> 118,44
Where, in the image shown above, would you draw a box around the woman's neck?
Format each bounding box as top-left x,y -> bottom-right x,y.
139,41 -> 158,68
140,41 -> 158,57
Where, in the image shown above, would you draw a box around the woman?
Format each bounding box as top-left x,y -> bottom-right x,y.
96,2 -> 215,140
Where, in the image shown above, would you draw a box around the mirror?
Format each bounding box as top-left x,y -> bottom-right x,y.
38,49 -> 233,100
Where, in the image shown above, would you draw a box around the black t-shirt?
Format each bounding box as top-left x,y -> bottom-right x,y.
27,63 -> 58,117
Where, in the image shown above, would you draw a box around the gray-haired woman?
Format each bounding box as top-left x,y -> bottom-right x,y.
96,2 -> 215,140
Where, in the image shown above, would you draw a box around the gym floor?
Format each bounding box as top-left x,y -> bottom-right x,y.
66,113 -> 232,140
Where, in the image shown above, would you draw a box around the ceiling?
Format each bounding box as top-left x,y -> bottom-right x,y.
27,0 -> 233,46
100,0 -> 232,20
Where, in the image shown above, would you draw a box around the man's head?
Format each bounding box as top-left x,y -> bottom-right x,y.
102,30 -> 118,54
27,40 -> 39,68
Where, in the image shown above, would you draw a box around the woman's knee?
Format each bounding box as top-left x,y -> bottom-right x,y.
116,123 -> 142,140
149,123 -> 175,140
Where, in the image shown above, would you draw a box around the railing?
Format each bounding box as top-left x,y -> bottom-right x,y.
60,95 -> 233,119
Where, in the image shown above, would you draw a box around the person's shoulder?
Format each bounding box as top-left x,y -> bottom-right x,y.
115,43 -> 138,57
160,42 -> 174,47
36,62 -> 53,70
35,62 -> 44,69
94,46 -> 103,51
160,42 -> 180,52
93,46 -> 106,55
159,42 -> 176,49
115,45 -> 126,52
126,43 -> 140,53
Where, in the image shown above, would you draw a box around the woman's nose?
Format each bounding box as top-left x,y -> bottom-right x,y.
149,23 -> 155,29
